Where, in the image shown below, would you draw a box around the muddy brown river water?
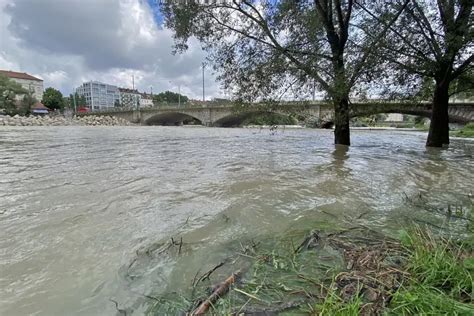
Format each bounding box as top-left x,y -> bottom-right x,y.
0,126 -> 473,315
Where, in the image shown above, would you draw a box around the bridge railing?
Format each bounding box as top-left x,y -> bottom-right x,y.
79,99 -> 474,115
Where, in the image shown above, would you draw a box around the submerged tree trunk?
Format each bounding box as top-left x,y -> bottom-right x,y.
426,79 -> 450,147
334,97 -> 351,146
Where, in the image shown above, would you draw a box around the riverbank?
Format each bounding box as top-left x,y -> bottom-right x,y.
145,225 -> 473,315
0,114 -> 133,126
451,123 -> 474,138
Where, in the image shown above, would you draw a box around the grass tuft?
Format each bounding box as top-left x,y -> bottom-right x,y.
390,284 -> 474,315
401,228 -> 472,299
389,227 -> 474,315
313,283 -> 362,316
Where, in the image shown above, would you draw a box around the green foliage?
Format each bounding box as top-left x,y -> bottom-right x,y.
19,93 -> 35,116
390,285 -> 474,315
153,90 -> 188,104
63,96 -> 72,109
451,123 -> 474,138
80,96 -> 86,107
42,87 -> 64,111
390,228 -> 474,315
0,74 -> 27,115
405,230 -> 472,298
161,1 -> 411,145
242,113 -> 297,126
450,67 -> 474,99
314,284 -> 362,316
378,1 -> 472,93
66,93 -> 87,110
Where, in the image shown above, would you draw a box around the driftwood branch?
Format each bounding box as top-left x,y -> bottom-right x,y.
191,270 -> 241,315
192,261 -> 226,287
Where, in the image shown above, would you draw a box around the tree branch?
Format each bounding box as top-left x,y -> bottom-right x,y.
349,0 -> 411,87
451,54 -> 474,79
208,3 -> 332,92
355,0 -> 432,64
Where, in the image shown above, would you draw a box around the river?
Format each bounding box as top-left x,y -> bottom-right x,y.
0,126 -> 473,315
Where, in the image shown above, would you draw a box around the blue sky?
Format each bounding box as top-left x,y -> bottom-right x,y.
147,0 -> 165,25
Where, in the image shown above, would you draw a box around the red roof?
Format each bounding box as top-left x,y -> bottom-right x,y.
0,70 -> 43,81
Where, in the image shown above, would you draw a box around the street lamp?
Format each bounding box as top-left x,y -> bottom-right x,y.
202,62 -> 206,102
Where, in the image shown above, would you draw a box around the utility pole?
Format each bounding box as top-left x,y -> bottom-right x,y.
202,62 -> 205,102
73,93 -> 77,114
132,75 -> 135,90
178,84 -> 181,107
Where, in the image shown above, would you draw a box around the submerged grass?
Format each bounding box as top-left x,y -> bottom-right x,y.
144,226 -> 473,315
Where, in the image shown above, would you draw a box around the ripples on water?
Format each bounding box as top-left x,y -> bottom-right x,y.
0,126 -> 473,315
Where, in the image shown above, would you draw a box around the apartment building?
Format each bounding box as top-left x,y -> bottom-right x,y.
76,81 -> 120,111
118,88 -> 141,108
140,93 -> 154,107
0,70 -> 44,101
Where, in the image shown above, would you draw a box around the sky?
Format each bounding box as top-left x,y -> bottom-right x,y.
0,0 -> 222,99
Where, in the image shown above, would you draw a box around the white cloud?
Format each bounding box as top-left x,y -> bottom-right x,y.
0,0 -> 221,99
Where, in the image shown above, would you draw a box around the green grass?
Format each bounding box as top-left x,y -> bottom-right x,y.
415,123 -> 429,131
451,123 -> 474,138
313,284 -> 362,316
313,228 -> 473,316
389,228 -> 474,315
389,284 -> 474,315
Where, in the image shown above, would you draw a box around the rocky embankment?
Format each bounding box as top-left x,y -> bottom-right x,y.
0,114 -> 133,126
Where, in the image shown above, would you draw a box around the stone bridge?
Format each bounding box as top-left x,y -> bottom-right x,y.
79,101 -> 474,127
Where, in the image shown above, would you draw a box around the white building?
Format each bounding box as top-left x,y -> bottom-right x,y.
385,113 -> 404,122
0,70 -> 44,101
119,88 -> 141,108
76,81 -> 120,111
140,93 -> 154,107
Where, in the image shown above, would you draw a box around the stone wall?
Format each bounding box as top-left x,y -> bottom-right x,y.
0,114 -> 133,126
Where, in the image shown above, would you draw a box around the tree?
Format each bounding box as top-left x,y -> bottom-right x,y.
375,0 -> 473,147
76,93 -> 87,107
42,87 -> 64,111
0,74 -> 27,115
153,90 -> 189,103
19,93 -> 36,116
64,96 -> 72,109
161,0 -> 409,145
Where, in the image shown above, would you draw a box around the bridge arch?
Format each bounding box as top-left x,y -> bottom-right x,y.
213,111 -> 296,127
348,104 -> 471,124
144,112 -> 203,126
350,109 -> 432,120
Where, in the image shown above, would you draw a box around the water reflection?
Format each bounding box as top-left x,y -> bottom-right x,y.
331,144 -> 351,176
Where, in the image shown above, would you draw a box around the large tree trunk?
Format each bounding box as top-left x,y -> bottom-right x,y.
334,97 -> 351,146
426,79 -> 450,147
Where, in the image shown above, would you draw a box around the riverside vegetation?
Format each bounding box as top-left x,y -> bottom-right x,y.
452,123 -> 474,138
126,193 -> 474,316
140,225 -> 473,315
